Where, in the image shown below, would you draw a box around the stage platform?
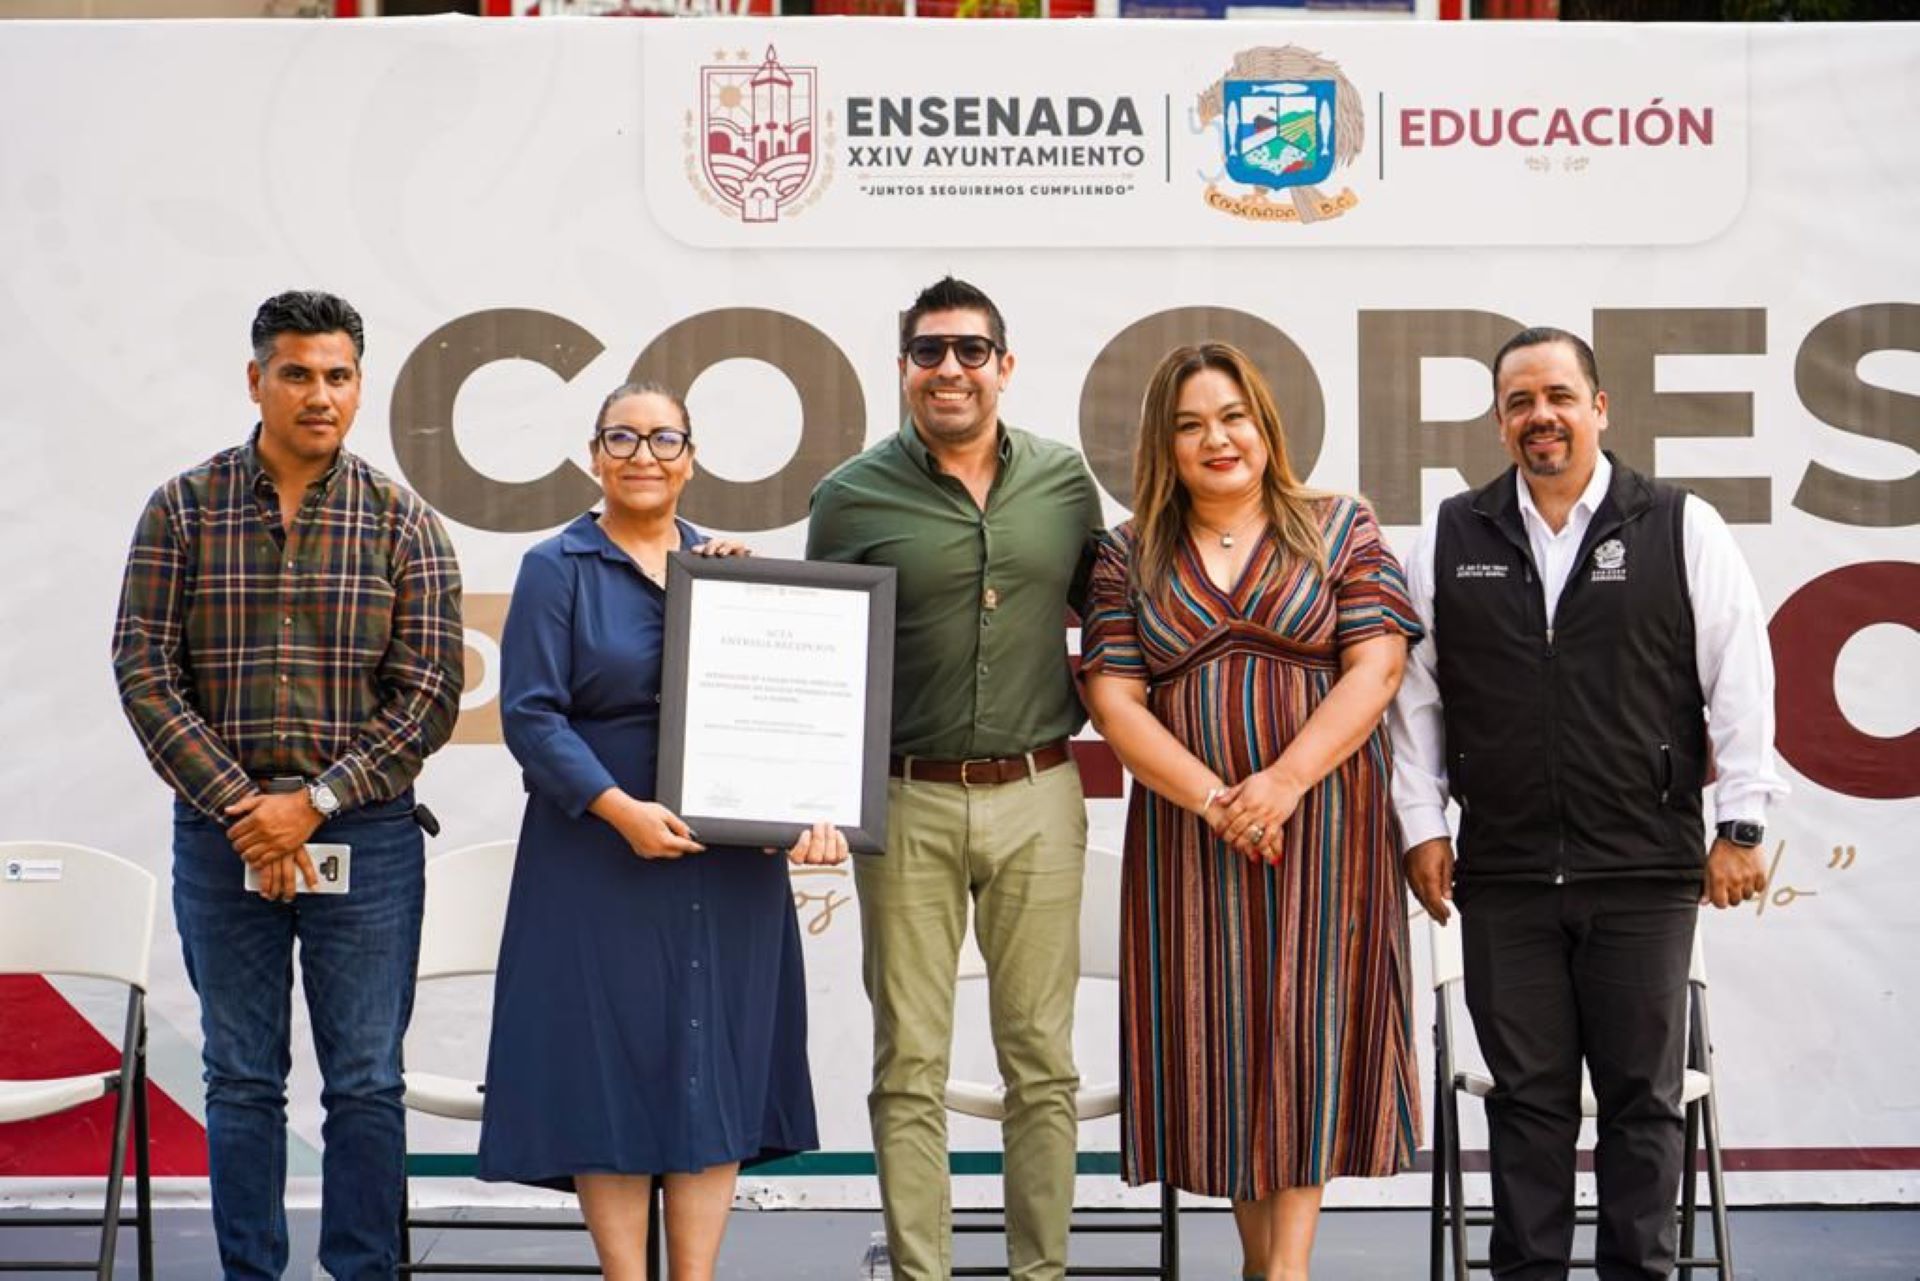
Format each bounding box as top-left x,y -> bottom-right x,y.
3,1204 -> 1916,1278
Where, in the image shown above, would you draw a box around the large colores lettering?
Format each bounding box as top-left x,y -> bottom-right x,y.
393,302 -> 1916,796
1358,307 -> 1772,525
1793,303 -> 1920,528
391,307 -> 861,533
1077,308 -> 1325,502
1770,561 -> 1919,801
1591,308 -> 1769,523
1356,309 -> 1518,524
392,309 -> 605,534
391,302 -> 1910,531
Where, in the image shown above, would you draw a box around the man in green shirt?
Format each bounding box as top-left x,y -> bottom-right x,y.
808,277 -> 1104,1281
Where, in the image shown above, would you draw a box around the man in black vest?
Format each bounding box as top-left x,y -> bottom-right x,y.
1388,327 -> 1784,1280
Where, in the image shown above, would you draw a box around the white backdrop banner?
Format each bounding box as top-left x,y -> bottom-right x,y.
0,16 -> 1914,1210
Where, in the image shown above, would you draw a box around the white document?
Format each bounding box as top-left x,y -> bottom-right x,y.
677,577 -> 870,828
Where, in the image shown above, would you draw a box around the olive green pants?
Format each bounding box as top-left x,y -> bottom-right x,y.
854,762 -> 1088,1281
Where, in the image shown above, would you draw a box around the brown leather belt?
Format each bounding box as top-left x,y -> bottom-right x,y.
889,739 -> 1072,787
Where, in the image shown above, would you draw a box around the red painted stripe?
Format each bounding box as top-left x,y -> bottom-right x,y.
1720,1148 -> 1920,1173
0,976 -> 208,1177
1439,0 -> 1462,15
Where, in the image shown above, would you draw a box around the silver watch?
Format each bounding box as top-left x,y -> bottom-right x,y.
307,781 -> 342,818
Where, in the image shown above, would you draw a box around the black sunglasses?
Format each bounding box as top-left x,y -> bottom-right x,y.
595,426 -> 690,462
902,334 -> 1004,370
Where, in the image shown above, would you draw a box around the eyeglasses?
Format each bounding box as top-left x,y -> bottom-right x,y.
595,426 -> 690,462
902,334 -> 1004,370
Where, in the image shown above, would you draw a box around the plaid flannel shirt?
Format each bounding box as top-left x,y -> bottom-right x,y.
112,431 -> 465,819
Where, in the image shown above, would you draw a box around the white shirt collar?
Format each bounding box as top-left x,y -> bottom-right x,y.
1516,452 -> 1613,536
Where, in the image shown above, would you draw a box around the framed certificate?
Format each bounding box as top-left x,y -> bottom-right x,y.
657,553 -> 896,855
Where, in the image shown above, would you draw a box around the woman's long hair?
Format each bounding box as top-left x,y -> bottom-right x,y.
1129,342 -> 1327,605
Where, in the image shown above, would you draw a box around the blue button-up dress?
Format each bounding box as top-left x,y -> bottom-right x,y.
476,512 -> 818,1188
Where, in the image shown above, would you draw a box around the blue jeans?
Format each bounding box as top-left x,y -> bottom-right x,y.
173,794 -> 425,1281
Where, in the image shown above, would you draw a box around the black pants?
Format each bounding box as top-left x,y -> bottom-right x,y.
1457,878 -> 1699,1281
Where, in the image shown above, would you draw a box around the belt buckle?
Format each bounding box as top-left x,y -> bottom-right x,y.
958,757 -> 999,788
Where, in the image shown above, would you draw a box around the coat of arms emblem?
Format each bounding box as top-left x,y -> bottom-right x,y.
688,46 -> 827,224
1223,78 -> 1336,191
1196,46 -> 1363,225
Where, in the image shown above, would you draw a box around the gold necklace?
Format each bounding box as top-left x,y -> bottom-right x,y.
1191,509 -> 1265,550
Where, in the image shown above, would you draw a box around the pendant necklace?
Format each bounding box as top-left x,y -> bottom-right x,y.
605,525 -> 671,587
1192,509 -> 1265,550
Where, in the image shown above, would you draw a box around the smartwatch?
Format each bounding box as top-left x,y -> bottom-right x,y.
308,781 -> 342,819
1714,819 -> 1764,848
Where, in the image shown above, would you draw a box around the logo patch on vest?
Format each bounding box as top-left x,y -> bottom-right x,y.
1590,538 -> 1627,583
1454,562 -> 1510,580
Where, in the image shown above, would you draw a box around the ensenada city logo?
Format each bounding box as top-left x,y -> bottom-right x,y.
840,92 -> 1149,201
1197,46 -> 1363,225
683,46 -> 833,224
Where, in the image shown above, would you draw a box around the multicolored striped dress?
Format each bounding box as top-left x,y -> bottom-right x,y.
1081,496 -> 1422,1200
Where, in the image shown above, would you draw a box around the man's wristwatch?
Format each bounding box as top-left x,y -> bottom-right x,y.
307,781 -> 342,819
1714,819 -> 1764,848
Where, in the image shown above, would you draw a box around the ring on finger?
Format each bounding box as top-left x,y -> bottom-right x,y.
1248,822 -> 1267,843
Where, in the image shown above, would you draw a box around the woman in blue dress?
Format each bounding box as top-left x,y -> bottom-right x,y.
477,381 -> 846,1281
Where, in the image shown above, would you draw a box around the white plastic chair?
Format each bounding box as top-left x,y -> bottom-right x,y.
401,840 -> 520,1125
1427,912 -> 1731,1281
398,839 -> 638,1278
0,841 -> 157,1281
944,844 -> 1178,1280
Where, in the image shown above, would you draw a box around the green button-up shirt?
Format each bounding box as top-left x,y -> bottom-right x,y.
807,420 -> 1104,760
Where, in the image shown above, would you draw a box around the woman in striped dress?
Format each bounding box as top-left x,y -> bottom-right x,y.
1081,342 -> 1422,1281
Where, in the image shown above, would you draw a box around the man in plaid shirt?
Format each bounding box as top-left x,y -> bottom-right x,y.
112,290 -> 464,1281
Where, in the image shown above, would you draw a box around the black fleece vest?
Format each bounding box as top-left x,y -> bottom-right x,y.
1432,457 -> 1706,882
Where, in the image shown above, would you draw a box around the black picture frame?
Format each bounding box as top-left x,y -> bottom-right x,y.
657,552 -> 896,855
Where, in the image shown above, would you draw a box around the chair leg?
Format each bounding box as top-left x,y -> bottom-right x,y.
134,1026 -> 154,1281
98,995 -> 143,1281
645,1178 -> 664,1281
1702,1089 -> 1733,1280
1445,1088 -> 1469,1281
1430,1065 -> 1448,1281
1692,983 -> 1734,1281
1159,1181 -> 1180,1280
1678,1102 -> 1700,1281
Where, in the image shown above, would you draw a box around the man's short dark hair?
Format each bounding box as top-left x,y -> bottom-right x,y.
1492,326 -> 1600,397
900,276 -> 1007,353
251,290 -> 366,366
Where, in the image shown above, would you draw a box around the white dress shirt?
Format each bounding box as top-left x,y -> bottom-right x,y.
1388,454 -> 1788,850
